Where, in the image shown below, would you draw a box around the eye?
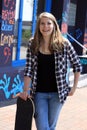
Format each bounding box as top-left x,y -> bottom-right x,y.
40,22 -> 45,25
47,22 -> 52,25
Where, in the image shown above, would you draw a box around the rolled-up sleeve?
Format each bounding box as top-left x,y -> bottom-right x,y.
24,42 -> 33,77
67,40 -> 82,72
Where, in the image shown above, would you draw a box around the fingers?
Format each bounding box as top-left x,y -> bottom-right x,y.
12,92 -> 31,101
12,87 -> 33,100
12,93 -> 21,98
27,95 -> 32,99
20,92 -> 29,100
12,92 -> 26,100
68,87 -> 76,96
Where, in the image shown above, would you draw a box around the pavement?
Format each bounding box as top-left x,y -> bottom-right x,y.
0,87 -> 87,130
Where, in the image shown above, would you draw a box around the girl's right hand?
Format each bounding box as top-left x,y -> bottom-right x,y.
12,91 -> 29,101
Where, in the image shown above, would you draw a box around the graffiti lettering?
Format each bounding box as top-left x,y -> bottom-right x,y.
1,21 -> 13,31
62,12 -> 68,22
68,29 -> 82,42
61,23 -> 68,33
0,0 -> 16,45
2,10 -> 15,23
57,12 -> 67,25
57,12 -> 83,42
76,28 -> 82,39
3,0 -> 15,10
4,47 -> 11,64
11,75 -> 24,96
1,33 -> 14,45
0,74 -> 11,99
9,19 -> 14,24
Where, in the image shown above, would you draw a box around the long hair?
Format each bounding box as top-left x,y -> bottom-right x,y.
30,12 -> 65,54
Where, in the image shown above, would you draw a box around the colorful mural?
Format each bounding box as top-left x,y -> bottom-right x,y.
0,0 -> 16,67
0,70 -> 24,101
1,0 -> 16,46
0,0 -> 26,102
57,12 -> 82,42
0,44 -> 13,66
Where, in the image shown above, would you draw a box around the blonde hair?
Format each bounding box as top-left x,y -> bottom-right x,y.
30,12 -> 65,54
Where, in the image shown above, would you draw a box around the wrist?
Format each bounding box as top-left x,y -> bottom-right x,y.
23,86 -> 31,91
23,87 -> 33,95
73,85 -> 77,89
23,88 -> 29,92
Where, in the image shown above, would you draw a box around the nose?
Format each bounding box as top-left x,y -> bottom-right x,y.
44,24 -> 48,28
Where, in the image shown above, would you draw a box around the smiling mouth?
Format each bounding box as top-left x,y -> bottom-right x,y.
43,30 -> 50,32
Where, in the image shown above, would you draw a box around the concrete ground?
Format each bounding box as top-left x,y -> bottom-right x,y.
0,87 -> 87,130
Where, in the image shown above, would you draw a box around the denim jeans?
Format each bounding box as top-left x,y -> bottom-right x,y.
34,92 -> 63,130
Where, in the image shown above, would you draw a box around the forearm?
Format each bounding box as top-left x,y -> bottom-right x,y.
73,72 -> 80,88
23,76 -> 31,91
68,72 -> 80,96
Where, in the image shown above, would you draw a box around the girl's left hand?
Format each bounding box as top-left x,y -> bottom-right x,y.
68,87 -> 76,96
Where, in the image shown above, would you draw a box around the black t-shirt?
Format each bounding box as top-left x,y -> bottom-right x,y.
36,51 -> 57,92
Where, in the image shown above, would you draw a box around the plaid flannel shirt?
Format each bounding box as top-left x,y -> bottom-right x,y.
24,39 -> 82,103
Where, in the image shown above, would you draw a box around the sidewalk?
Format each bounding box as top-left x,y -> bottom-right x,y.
0,87 -> 87,130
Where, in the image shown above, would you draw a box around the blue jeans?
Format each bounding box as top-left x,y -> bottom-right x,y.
34,92 -> 63,130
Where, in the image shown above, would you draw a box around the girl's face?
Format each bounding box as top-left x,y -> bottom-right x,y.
39,17 -> 54,38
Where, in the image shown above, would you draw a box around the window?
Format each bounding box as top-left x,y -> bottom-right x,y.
12,0 -> 33,66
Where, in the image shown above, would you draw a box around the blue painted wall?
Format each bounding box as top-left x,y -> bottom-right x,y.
0,0 -> 24,102
0,67 -> 24,101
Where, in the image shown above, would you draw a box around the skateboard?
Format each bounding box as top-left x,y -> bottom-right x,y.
14,97 -> 35,130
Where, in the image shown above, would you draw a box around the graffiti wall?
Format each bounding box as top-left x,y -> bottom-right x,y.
0,0 -> 16,67
1,0 -> 16,46
0,0 -> 24,102
0,67 -> 24,101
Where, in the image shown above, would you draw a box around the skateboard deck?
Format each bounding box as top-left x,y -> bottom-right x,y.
14,97 -> 35,130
